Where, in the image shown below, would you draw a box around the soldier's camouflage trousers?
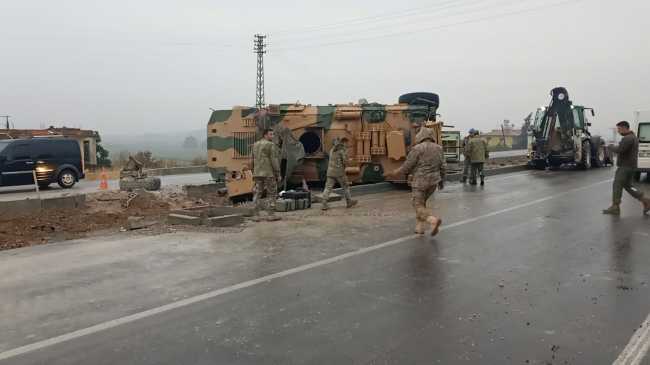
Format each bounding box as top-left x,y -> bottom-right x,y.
322,176 -> 351,201
613,167 -> 644,204
412,185 -> 437,220
253,177 -> 278,213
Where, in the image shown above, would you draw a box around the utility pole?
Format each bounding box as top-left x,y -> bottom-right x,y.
254,34 -> 267,109
0,116 -> 9,129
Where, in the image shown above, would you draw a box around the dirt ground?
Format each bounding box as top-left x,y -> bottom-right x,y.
0,191 -> 230,252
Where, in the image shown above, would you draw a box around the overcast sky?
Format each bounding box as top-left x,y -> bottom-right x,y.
1,0 -> 648,138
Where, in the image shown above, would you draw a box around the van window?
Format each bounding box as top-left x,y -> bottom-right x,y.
34,141 -> 55,159
34,140 -> 80,159
639,124 -> 650,143
11,144 -> 31,160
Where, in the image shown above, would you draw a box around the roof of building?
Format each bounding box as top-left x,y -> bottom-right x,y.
0,128 -> 96,140
482,129 -> 523,137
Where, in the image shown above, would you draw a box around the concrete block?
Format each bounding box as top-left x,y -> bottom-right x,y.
75,194 -> 87,207
183,182 -> 226,197
202,214 -> 244,227
315,192 -> 341,203
260,199 -> 269,211
167,214 -> 202,226
296,199 -> 305,209
209,206 -> 254,217
0,199 -> 42,214
289,199 -> 297,211
170,209 -> 203,217
41,196 -> 77,210
123,217 -> 159,230
311,195 -> 318,203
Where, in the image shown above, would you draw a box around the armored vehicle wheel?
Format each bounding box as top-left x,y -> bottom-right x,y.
119,177 -> 162,191
398,92 -> 440,108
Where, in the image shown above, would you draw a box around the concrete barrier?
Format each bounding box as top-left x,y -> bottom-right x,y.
41,196 -> 77,210
147,165 -> 208,177
183,182 -> 226,197
0,194 -> 87,214
0,199 -> 42,214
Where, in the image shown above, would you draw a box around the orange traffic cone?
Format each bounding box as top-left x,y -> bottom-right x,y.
99,167 -> 109,190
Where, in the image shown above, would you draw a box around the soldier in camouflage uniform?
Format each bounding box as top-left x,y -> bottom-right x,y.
467,131 -> 489,185
388,128 -> 446,236
461,128 -> 475,183
322,138 -> 358,210
245,128 -> 282,222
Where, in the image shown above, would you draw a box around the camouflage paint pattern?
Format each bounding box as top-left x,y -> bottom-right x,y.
207,101 -> 449,193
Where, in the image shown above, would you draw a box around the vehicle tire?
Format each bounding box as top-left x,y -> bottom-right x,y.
549,160 -> 563,168
38,182 -> 51,189
578,140 -> 591,170
119,177 -> 162,191
590,136 -> 605,167
398,92 -> 440,108
57,170 -> 77,188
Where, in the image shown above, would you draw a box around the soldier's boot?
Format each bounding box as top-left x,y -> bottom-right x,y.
425,216 -> 442,237
480,175 -> 485,186
469,180 -> 478,185
346,199 -> 358,208
321,202 -> 331,211
266,210 -> 282,222
461,176 -> 467,183
414,219 -> 424,234
640,197 -> 650,215
251,209 -> 261,223
602,204 -> 621,215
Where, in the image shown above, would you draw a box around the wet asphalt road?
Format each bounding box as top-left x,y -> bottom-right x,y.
1,167 -> 649,364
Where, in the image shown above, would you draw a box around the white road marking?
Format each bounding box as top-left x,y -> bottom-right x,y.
613,311 -> 650,365
0,177 -> 614,361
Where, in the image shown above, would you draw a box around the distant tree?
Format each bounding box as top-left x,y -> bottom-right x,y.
515,113 -> 532,149
182,136 -> 199,149
95,133 -> 112,167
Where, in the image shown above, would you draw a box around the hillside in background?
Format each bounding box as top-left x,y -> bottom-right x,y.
102,129 -> 207,163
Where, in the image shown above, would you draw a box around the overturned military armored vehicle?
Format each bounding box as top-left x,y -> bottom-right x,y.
207,93 -> 459,198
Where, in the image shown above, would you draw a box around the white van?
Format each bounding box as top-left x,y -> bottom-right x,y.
633,110 -> 650,179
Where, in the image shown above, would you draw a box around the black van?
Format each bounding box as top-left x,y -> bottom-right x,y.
0,136 -> 85,189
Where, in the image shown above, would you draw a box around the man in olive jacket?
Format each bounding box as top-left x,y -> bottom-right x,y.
245,128 -> 283,222
461,128 -> 475,183
603,121 -> 650,215
467,130 -> 489,185
322,138 -> 358,210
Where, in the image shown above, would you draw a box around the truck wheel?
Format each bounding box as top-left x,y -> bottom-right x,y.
398,92 -> 440,108
57,170 -> 77,188
590,137 -> 605,167
578,140 -> 591,170
119,177 -> 162,191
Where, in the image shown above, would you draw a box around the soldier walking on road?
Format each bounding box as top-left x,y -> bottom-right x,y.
245,128 -> 283,222
321,138 -> 358,211
603,121 -> 650,215
461,128 -> 475,183
386,128 -> 446,236
467,130 -> 489,185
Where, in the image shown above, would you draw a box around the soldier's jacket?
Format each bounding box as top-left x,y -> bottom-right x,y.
394,128 -> 447,189
461,135 -> 472,157
467,136 -> 489,163
327,140 -> 350,177
246,138 -> 280,178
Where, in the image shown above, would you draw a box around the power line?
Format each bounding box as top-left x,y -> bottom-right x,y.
270,51 -> 348,90
0,22 -> 246,40
269,0 -> 581,51
266,0 -> 465,35
271,0 -> 533,45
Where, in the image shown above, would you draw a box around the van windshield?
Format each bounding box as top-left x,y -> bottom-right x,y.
638,123 -> 650,143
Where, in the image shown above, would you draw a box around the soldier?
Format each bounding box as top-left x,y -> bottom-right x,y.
461,128 -> 475,183
386,128 -> 446,236
467,130 -> 489,185
321,137 -> 358,210
603,121 -> 650,215
245,128 -> 283,222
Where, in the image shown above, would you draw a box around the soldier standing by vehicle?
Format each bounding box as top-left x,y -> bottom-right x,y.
321,138 -> 358,211
461,128 -> 475,183
245,128 -> 283,222
603,121 -> 650,215
467,130 -> 489,185
386,128 -> 446,236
